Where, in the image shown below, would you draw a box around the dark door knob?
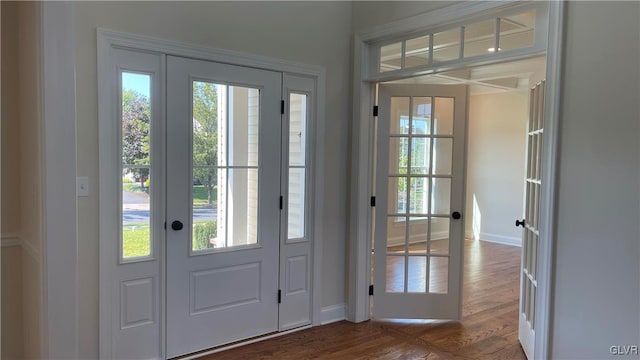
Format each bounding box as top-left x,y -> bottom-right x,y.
515,219 -> 526,228
171,220 -> 184,231
451,211 -> 462,220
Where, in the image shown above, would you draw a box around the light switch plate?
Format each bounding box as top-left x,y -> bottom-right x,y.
77,176 -> 89,197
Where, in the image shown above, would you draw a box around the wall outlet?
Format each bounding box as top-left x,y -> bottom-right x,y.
77,176 -> 89,197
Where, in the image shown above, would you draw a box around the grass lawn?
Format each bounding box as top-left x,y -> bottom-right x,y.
123,227 -> 151,258
193,185 -> 216,206
122,220 -> 216,257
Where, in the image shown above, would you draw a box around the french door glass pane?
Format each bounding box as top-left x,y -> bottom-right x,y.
432,138 -> 453,175
407,256 -> 427,293
431,178 -> 451,215
430,218 -> 450,255
390,97 -> 410,134
409,177 -> 429,214
386,217 -> 406,254
192,81 -> 259,252
410,138 -> 430,174
386,256 -> 405,292
434,97 -> 454,135
412,97 -> 432,135
388,177 -> 407,214
429,257 -> 449,293
407,217 -> 428,254
121,72 -> 152,260
389,137 -> 408,175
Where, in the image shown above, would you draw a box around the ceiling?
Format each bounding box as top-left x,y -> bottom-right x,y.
383,55 -> 546,95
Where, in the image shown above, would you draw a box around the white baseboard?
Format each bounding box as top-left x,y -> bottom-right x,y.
479,232 -> 521,247
319,304 -> 346,325
1,233 -> 21,247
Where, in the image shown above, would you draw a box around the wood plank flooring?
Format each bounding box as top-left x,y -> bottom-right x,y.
195,239 -> 524,360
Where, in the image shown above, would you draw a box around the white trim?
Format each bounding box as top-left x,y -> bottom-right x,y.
98,29 -> 326,358
179,325 -> 312,360
41,2 -> 78,359
534,2 -> 565,359
479,233 -> 521,247
1,233 -> 21,247
349,2 -> 563,359
319,304 -> 346,325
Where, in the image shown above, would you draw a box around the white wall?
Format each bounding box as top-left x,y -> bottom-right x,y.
551,2 -> 640,358
465,91 -> 529,246
351,1 -> 453,33
73,2 -> 352,358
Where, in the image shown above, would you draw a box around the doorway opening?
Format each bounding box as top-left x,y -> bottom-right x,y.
369,55 -> 547,359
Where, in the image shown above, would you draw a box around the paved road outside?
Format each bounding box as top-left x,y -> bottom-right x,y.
123,189 -> 216,225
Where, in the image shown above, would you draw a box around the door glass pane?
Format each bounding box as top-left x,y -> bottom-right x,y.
412,97 -> 432,135
431,178 -> 451,215
389,137 -> 408,175
192,81 -> 260,252
430,217 -> 449,255
434,97 -> 454,135
121,72 -> 152,259
409,177 -> 429,214
407,256 -> 427,293
410,138 -> 430,175
289,93 -> 307,166
390,97 -> 410,134
380,42 -> 402,72
386,256 -> 405,292
389,177 -> 407,214
432,138 -> 453,175
227,86 -> 260,167
192,168 -> 219,250
408,217 -> 428,254
288,168 -> 305,239
227,168 -> 258,247
288,93 -> 308,240
464,19 -> 496,58
433,28 -> 460,63
429,257 -> 448,293
405,36 -> 430,68
386,217 -> 406,255
499,10 -> 536,51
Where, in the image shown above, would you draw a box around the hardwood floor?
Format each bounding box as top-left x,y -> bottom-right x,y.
196,239 -> 524,360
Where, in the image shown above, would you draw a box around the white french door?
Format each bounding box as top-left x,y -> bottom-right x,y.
166,56 -> 282,357
517,80 -> 545,359
373,84 -> 467,319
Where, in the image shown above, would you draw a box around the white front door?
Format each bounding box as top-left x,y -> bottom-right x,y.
166,56 -> 282,357
517,80 -> 545,359
373,84 -> 467,319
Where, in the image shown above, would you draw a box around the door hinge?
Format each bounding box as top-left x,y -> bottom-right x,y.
164,221 -> 166,230
278,289 -> 282,304
369,284 -> 374,296
373,105 -> 379,117
281,100 -> 285,115
279,195 -> 284,210
370,196 -> 376,207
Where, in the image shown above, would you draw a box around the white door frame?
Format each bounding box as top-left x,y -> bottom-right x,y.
347,2 -> 565,359
97,29 -> 326,358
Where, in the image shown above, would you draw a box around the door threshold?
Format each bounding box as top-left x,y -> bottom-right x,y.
173,325 -> 313,360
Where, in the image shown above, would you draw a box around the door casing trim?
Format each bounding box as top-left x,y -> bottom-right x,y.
347,2 -> 565,359
98,29 -> 326,359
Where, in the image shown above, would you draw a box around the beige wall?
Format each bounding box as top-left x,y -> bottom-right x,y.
1,1 -> 43,359
1,2 -> 24,359
465,91 -> 528,244
552,2 -> 640,358
73,2 -> 352,357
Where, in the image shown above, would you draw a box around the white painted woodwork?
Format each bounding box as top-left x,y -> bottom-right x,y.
166,56 -> 281,358
279,74 -> 316,331
518,80 -> 545,359
373,84 -> 467,320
